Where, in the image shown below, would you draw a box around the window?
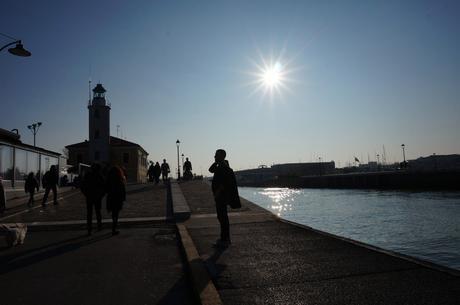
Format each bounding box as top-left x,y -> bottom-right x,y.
123,152 -> 129,163
95,109 -> 100,118
95,151 -> 100,161
27,151 -> 39,177
95,129 -> 100,139
14,149 -> 27,180
0,145 -> 13,180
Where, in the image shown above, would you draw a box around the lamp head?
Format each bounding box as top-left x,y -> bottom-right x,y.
8,42 -> 31,57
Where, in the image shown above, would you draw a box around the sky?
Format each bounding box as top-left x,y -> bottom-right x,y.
1,0 -> 459,174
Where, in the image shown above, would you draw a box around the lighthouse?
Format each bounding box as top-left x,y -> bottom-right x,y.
88,83 -> 110,163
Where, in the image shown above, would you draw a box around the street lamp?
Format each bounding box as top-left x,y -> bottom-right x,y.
176,139 -> 181,180
401,144 -> 406,166
181,153 -> 185,171
1,33 -> 31,57
318,157 -> 322,176
27,122 -> 42,147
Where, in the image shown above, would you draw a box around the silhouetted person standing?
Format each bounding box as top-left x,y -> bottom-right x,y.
106,166 -> 126,235
161,159 -> 170,183
183,157 -> 193,180
42,165 -> 59,206
25,172 -> 39,207
209,149 -> 241,248
81,164 -> 106,235
147,162 -> 155,182
154,162 -> 161,184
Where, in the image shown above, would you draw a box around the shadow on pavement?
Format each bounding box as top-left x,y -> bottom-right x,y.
204,247 -> 227,288
0,232 -> 112,275
157,274 -> 198,305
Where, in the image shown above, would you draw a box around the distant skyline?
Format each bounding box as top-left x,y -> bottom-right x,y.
1,0 -> 459,173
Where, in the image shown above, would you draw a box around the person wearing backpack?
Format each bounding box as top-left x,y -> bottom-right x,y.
209,149 -> 241,248
25,172 -> 39,207
42,165 -> 59,206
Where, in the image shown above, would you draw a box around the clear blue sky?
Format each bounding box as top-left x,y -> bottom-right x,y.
1,0 -> 459,173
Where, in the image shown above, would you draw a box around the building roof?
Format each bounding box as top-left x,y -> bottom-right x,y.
66,136 -> 148,155
110,136 -> 148,155
65,140 -> 89,148
0,128 -> 60,156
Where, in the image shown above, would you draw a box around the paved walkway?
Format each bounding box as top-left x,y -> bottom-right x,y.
1,183 -> 168,223
179,180 -> 460,305
0,182 -> 196,305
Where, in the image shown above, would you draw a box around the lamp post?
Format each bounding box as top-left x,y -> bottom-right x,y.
0,33 -> 32,57
401,144 -> 406,166
27,122 -> 42,147
181,153 -> 185,171
176,139 -> 181,180
318,157 -> 322,176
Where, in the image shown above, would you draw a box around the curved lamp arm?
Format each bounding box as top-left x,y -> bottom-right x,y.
0,40 -> 20,53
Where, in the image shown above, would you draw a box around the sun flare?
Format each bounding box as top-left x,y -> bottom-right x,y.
262,62 -> 283,88
246,50 -> 295,101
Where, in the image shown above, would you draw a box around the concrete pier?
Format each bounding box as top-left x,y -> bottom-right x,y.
177,180 -> 460,305
1,180 -> 458,304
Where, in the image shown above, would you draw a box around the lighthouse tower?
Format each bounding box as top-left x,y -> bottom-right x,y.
88,83 -> 110,163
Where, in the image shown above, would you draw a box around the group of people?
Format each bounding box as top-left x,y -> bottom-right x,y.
80,164 -> 127,236
3,149 -> 240,249
147,159 -> 172,184
23,165 -> 59,207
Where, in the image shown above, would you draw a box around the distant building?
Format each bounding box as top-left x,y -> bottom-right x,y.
0,128 -> 60,188
236,161 -> 336,184
66,84 -> 148,183
408,154 -> 460,171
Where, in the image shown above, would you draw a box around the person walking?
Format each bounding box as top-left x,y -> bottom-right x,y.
42,165 -> 59,206
183,157 -> 193,180
24,172 -> 39,207
209,149 -> 241,248
81,164 -> 106,235
160,159 -> 170,183
106,166 -> 126,235
147,162 -> 155,182
154,162 -> 161,184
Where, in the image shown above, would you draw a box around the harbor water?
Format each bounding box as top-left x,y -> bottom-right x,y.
238,187 -> 460,271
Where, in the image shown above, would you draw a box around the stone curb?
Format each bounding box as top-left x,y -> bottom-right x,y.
170,181 -> 191,221
177,223 -> 223,305
172,182 -> 223,305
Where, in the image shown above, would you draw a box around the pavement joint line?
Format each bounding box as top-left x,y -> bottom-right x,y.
279,218 -> 460,277
3,216 -> 168,227
177,223 -> 223,305
0,191 -> 81,221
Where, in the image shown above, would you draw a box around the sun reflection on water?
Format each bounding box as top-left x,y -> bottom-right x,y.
258,188 -> 301,216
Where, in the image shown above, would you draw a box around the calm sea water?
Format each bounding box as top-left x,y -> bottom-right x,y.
238,187 -> 460,271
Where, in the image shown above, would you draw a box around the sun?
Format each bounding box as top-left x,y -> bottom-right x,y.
246,50 -> 295,101
262,62 -> 283,88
